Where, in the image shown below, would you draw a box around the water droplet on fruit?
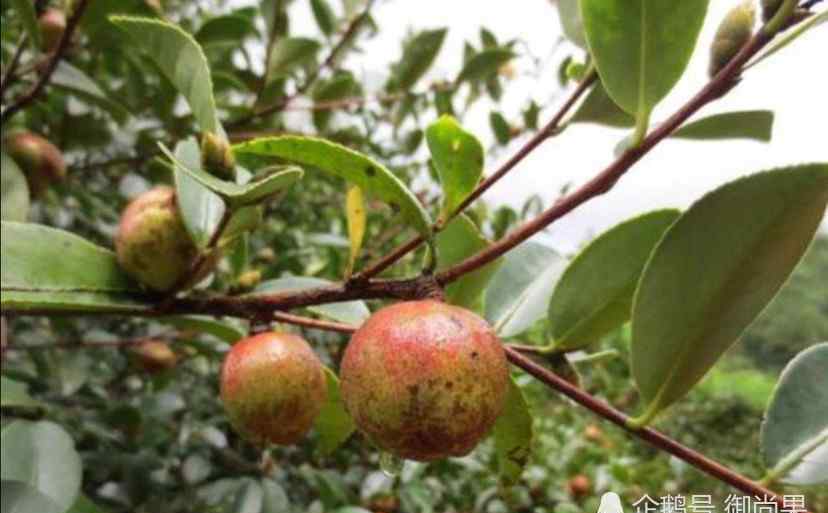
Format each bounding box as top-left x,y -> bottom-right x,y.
379,451 -> 405,477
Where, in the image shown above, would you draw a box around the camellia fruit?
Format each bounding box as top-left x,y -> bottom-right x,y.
38,8 -> 67,53
220,332 -> 327,445
115,186 -> 200,292
340,300 -> 509,461
4,131 -> 66,196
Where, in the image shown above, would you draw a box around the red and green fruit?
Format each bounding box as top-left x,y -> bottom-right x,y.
4,131 -> 66,196
340,300 -> 509,461
220,332 -> 327,445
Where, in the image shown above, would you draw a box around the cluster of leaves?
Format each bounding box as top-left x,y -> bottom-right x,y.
2,0 -> 827,512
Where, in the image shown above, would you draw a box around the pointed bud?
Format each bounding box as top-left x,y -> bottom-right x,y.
201,132 -> 236,179
709,2 -> 756,77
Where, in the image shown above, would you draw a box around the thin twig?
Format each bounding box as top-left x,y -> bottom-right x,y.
228,0 -> 378,128
352,71 -> 598,281
504,347 -> 808,512
272,312 -> 357,334
0,0 -> 90,124
0,35 -> 28,100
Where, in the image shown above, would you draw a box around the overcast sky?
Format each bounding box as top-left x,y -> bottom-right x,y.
241,0 -> 827,252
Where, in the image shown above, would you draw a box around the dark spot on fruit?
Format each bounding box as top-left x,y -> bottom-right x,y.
445,381 -> 454,389
389,202 -> 400,213
449,316 -> 464,331
471,351 -> 479,359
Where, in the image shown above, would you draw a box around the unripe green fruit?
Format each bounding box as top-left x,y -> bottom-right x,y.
201,132 -> 236,179
4,131 -> 66,196
340,300 -> 509,461
709,2 -> 755,77
115,186 -> 200,292
38,8 -> 67,53
220,332 -> 327,445
130,340 -> 177,373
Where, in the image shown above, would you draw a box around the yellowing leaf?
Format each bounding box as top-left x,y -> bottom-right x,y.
345,185 -> 366,277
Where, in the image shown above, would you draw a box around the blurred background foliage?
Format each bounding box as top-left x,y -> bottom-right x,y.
1,0 -> 826,512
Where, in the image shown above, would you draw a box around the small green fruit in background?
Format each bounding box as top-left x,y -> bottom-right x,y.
201,132 -> 236,179
115,186 -> 201,292
38,8 -> 67,53
340,300 -> 509,461
130,340 -> 178,373
220,332 -> 327,445
709,2 -> 755,77
4,131 -> 66,196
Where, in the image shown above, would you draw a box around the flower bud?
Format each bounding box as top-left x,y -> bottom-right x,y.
709,2 -> 756,77
201,132 -> 236,179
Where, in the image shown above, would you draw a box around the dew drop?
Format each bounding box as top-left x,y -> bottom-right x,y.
379,451 -> 405,477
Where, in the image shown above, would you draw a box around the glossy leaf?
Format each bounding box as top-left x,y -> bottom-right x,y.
557,0 -> 587,48
266,37 -> 321,80
672,110 -> 774,142
761,342 -> 828,486
387,28 -> 447,91
1,153 -> 29,223
315,367 -> 356,455
310,0 -> 336,36
252,276 -> 369,325
51,62 -> 130,123
170,138 -> 227,248
159,143 -> 302,208
570,82 -> 634,128
195,14 -> 256,47
1,421 -> 82,510
456,48 -> 515,84
10,0 -> 41,49
345,185 -> 366,277
435,215 -> 502,311
580,0 -> 710,124
492,378 -> 533,485
1,222 -> 149,313
425,115 -> 484,218
548,210 -> 680,351
631,164 -> 828,424
0,377 -> 43,410
234,136 -> 432,238
111,16 -> 225,137
0,481 -> 64,513
485,241 -> 567,338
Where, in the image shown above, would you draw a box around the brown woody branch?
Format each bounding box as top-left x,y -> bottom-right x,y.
0,35 -> 28,100
227,0 -> 377,128
0,0 -> 90,124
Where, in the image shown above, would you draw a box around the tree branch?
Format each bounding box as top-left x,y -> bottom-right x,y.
272,311 -> 357,334
0,0 -> 90,124
0,35 -> 28,101
504,347 -> 808,512
352,71 -> 598,281
227,0 -> 377,128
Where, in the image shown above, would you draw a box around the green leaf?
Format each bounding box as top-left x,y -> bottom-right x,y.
345,185 -> 366,277
580,0 -> 710,132
0,377 -> 43,410
1,481 -> 64,513
1,153 -> 29,223
761,342 -> 828,486
231,479 -> 262,513
435,216 -> 502,311
557,0 -> 587,48
195,14 -> 256,47
387,28 -> 447,91
10,0 -> 41,49
672,110 -> 774,142
315,367 -> 356,455
312,73 -> 360,130
159,143 -> 302,208
749,10 -> 828,69
234,136 -> 432,238
51,62 -> 130,123
260,478 -> 290,513
425,115 -> 484,219
110,16 -> 225,137
492,378 -> 533,485
1,421 -> 82,510
485,241 -> 567,338
252,276 -> 369,325
170,138 -> 227,248
631,164 -> 828,425
66,494 -> 108,513
158,316 -> 246,344
310,0 -> 337,36
570,82 -> 635,128
456,48 -> 515,84
548,210 -> 680,351
489,111 -> 511,145
1,222 -> 149,313
266,37 -> 321,80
